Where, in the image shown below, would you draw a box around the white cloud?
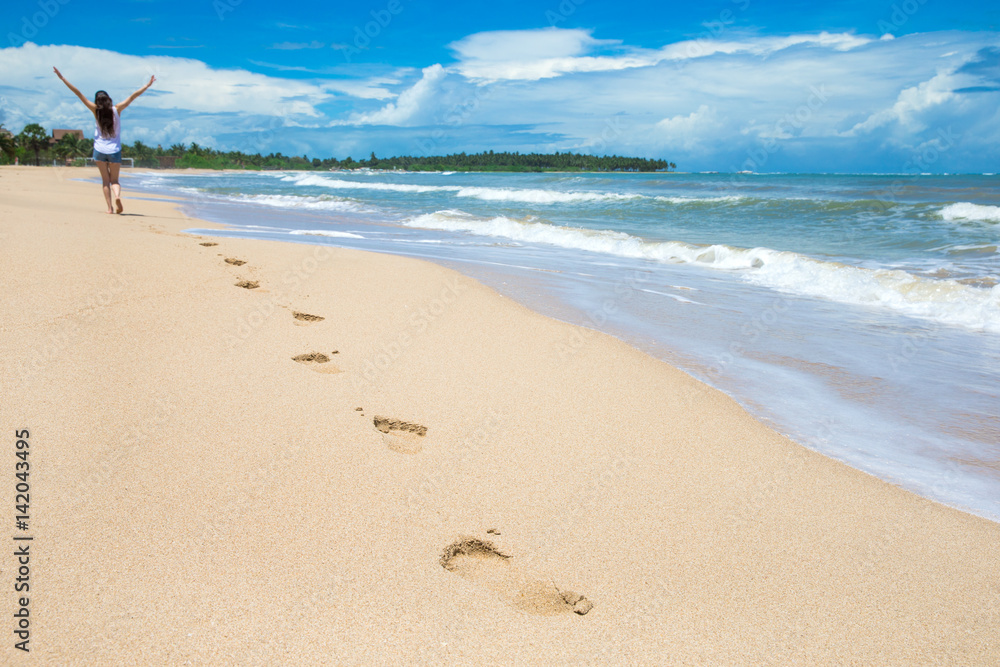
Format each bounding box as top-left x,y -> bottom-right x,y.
270,41 -> 325,50
332,65 -> 446,126
845,70 -> 958,135
323,79 -> 397,101
449,28 -> 872,82
1,30 -> 997,171
450,28 -> 637,82
0,43 -> 333,118
453,54 -> 654,83
658,31 -> 871,61
451,28 -> 614,62
654,105 -> 723,151
433,30 -> 999,171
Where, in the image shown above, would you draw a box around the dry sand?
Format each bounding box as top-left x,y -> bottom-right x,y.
1,166 -> 999,665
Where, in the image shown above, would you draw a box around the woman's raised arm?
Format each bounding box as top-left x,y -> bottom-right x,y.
116,75 -> 156,113
53,67 -> 96,112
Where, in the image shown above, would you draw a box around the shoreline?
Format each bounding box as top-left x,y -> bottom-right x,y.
3,165 -> 1000,663
147,167 -> 1000,523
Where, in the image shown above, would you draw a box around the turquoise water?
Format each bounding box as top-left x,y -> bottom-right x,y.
132,169 -> 1000,521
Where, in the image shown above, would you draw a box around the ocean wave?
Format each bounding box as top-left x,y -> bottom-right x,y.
453,188 -> 743,205
940,202 -> 1000,223
639,288 -> 704,305
281,173 -> 445,194
946,243 -> 998,257
657,195 -> 746,205
278,173 -> 742,205
404,210 -> 1000,332
289,230 -> 365,238
455,185 -> 645,204
232,193 -> 367,212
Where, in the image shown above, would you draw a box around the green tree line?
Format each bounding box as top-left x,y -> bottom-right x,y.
0,123 -> 94,165
0,123 -> 675,172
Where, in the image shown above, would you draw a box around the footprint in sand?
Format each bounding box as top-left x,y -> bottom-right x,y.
235,280 -> 259,290
292,311 -> 325,326
292,352 -> 342,374
440,537 -> 593,616
199,242 -> 218,247
224,258 -> 246,266
373,416 -> 426,454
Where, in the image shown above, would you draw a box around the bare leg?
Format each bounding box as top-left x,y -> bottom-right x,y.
109,162 -> 123,213
96,161 -> 114,213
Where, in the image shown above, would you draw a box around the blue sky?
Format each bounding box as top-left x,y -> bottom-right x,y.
1,0 -> 998,172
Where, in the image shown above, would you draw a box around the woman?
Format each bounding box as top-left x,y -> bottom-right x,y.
53,68 -> 156,214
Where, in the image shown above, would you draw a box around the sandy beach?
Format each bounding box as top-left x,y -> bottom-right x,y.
2,165 -> 999,664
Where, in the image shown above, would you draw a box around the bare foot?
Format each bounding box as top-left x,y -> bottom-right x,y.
115,198 -> 123,214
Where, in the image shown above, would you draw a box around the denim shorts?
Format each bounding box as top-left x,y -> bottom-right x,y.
93,149 -> 122,163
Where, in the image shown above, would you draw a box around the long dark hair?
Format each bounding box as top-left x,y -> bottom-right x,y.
94,90 -> 115,138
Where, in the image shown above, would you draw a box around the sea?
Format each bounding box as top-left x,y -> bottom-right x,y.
128,169 -> 1000,522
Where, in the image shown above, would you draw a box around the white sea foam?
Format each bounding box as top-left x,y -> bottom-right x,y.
454,185 -> 645,204
657,195 -> 745,204
940,202 -> 1000,223
289,230 -> 365,238
639,288 -> 703,305
404,210 -> 1000,332
233,193 -> 366,212
278,172 -> 742,205
280,173 -> 445,193
239,224 -> 289,231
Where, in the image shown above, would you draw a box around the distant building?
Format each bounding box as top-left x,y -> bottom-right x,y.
51,129 -> 84,144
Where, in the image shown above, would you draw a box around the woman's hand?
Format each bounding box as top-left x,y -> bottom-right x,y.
118,75 -> 157,112
53,68 -> 96,111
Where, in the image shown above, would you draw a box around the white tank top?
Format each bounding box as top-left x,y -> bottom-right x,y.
93,107 -> 121,154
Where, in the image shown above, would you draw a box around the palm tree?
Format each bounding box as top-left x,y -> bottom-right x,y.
0,125 -> 16,163
53,133 -> 88,164
52,137 -> 72,163
126,139 -> 155,165
18,123 -> 50,166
